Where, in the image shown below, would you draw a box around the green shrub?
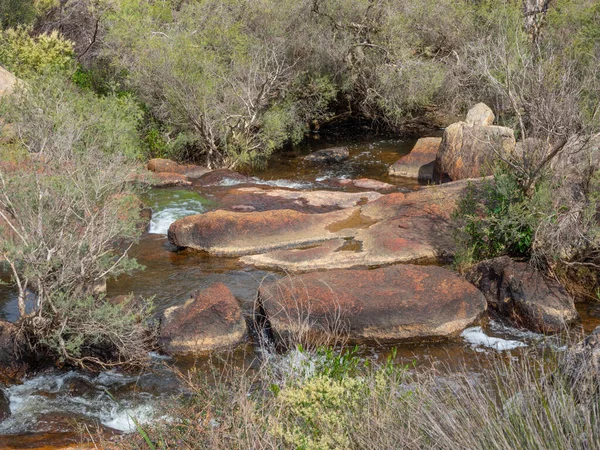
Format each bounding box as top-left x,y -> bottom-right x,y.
1,72 -> 143,159
451,169 -> 553,269
0,25 -> 74,77
0,73 -> 152,370
0,0 -> 59,29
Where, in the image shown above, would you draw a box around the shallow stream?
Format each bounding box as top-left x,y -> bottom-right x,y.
1,135 -> 600,448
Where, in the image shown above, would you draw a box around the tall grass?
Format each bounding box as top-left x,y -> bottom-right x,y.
106,338 -> 600,450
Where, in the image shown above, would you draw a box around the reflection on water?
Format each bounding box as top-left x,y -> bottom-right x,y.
107,235 -> 277,315
255,137 -> 421,189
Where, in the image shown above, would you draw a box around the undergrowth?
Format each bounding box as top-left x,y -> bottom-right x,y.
105,340 -> 600,450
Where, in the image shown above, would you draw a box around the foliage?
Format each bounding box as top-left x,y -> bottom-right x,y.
113,338 -> 600,450
100,0 -> 490,168
36,293 -> 156,369
0,74 -> 153,370
452,170 -> 543,268
2,72 -> 143,159
0,0 -> 59,29
274,374 -> 366,450
0,26 -> 74,77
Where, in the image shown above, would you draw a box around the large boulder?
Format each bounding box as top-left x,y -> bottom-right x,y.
146,158 -> 209,179
466,256 -> 578,333
168,207 -> 358,256
304,147 -> 349,165
159,283 -> 246,355
257,264 -> 487,345
435,122 -> 516,181
0,66 -> 16,97
465,103 -> 495,127
389,137 -> 441,181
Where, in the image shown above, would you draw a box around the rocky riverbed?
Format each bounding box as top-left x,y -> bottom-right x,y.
0,111 -> 597,448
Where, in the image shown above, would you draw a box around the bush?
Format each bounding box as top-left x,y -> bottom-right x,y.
0,25 -> 74,77
0,74 -> 153,370
101,0 -> 494,168
451,169 -> 548,268
0,0 -> 58,29
2,72 -> 143,159
112,338 -> 600,450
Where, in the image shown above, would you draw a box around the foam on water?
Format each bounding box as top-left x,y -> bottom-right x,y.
461,326 -> 528,351
148,192 -> 207,235
0,371 -> 162,434
218,177 -> 313,190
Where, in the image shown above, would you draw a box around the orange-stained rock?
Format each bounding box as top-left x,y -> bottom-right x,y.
466,256 -> 578,333
435,122 -> 515,181
159,283 -> 246,355
146,158 -> 209,178
167,207 -> 358,256
148,172 -> 192,187
170,179 -> 481,268
257,264 -> 487,344
389,137 -> 441,181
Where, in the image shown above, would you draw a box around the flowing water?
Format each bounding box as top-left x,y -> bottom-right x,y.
1,135 -> 600,448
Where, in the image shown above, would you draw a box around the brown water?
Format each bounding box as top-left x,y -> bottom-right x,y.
1,135 -> 600,448
254,135 -> 421,189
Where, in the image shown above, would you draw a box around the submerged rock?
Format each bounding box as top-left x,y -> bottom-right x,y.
327,178 -> 395,191
159,283 -> 246,355
195,169 -> 254,187
304,146 -> 349,165
466,256 -> 578,333
389,137 -> 441,181
257,264 -> 487,345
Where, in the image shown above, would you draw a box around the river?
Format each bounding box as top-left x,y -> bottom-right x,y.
1,135 -> 599,448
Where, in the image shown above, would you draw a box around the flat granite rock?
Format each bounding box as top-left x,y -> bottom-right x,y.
168,178 -> 482,270
168,207 -> 359,256
257,264 -> 487,344
241,179 -> 475,271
